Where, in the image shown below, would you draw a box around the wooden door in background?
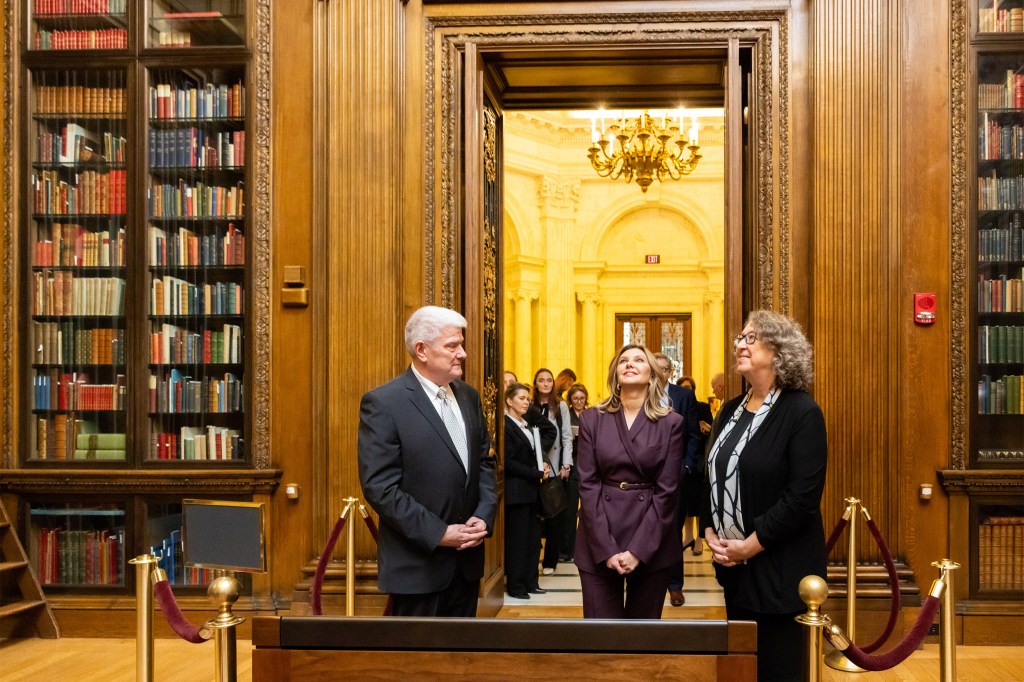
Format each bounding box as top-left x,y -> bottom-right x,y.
614,314 -> 692,383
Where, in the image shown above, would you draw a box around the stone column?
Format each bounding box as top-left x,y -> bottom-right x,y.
513,291 -> 536,379
578,292 -> 601,396
537,176 -> 580,374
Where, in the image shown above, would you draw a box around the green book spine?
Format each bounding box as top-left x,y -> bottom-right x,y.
73,449 -> 126,460
75,432 -> 126,449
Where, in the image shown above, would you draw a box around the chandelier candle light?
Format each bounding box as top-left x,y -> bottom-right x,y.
587,109 -> 702,193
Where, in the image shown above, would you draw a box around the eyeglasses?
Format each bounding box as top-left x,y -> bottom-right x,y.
570,396 -> 587,403
733,331 -> 759,347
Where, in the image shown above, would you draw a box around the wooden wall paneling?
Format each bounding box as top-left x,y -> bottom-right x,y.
724,38 -> 743,397
812,0 -> 895,563
895,0 -> 952,591
324,0 -> 406,579
268,0 -> 317,609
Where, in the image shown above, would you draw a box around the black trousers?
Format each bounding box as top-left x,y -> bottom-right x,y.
668,469 -> 700,590
504,501 -> 542,595
388,572 -> 480,617
559,466 -> 580,559
541,511 -> 562,569
579,564 -> 673,619
726,602 -> 804,681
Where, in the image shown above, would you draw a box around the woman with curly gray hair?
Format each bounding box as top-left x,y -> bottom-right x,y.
700,310 -> 827,681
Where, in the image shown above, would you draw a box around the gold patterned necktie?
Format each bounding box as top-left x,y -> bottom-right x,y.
437,388 -> 469,471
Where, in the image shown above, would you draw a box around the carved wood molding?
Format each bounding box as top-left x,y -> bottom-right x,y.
0,469 -> 282,494
1,0 -> 272,469
938,469 -> 1024,495
424,10 -> 790,312
949,0 -> 968,471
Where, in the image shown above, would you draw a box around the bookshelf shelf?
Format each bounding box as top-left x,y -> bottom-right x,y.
9,0 -> 258,597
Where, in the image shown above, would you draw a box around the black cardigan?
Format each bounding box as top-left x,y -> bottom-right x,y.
699,389 -> 828,614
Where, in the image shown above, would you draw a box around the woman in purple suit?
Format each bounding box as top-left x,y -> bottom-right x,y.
574,344 -> 684,619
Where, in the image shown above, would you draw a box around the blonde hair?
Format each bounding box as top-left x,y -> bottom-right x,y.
596,344 -> 672,420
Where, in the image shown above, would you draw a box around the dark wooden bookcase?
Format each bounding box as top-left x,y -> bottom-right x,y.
2,0 -> 275,621
949,0 -> 1024,619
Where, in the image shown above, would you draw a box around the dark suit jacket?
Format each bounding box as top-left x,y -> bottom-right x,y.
574,407 -> 683,573
699,390 -> 828,614
358,368 -> 498,594
524,404 -> 557,454
667,383 -> 703,472
503,415 -> 544,505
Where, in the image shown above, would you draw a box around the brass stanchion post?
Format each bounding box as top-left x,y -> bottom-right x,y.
341,497 -> 358,616
129,555 -> 160,682
796,575 -> 830,682
204,570 -> 245,682
826,497 -> 864,672
931,559 -> 959,682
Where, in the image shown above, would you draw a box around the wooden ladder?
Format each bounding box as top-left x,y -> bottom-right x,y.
0,498 -> 59,639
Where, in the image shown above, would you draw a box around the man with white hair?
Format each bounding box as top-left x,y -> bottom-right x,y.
358,306 -> 497,617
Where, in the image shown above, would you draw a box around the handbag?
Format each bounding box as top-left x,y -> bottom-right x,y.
539,476 -> 567,519
532,423 -> 567,517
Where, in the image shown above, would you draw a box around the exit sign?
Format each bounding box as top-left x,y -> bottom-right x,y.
645,254 -> 660,264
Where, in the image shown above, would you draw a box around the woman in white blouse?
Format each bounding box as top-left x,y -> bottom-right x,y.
532,368 -> 574,575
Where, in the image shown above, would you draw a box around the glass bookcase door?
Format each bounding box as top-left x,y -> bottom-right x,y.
26,67 -> 129,463
973,51 -> 1024,466
148,0 -> 246,48
973,501 -> 1024,598
29,1 -> 129,51
146,66 -> 247,463
27,500 -> 127,588
977,0 -> 1024,34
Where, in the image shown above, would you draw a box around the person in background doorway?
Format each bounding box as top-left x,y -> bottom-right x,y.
679,375 -> 712,557
575,344 -> 682,618
504,370 -> 556,455
555,368 -> 577,400
533,368 -> 574,576
701,310 -> 827,681
357,306 -> 497,617
653,353 -> 702,607
502,382 -> 551,599
560,383 -> 590,562
710,372 -> 726,416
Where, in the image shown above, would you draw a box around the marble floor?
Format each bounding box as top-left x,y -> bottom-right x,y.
503,539 -> 724,611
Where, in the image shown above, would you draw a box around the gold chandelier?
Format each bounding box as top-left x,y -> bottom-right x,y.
587,110 -> 702,193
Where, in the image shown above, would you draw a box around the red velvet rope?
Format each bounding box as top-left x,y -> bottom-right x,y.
824,516 -> 849,555
153,579 -> 210,644
827,595 -> 940,672
861,517 -> 901,653
310,514 -> 348,616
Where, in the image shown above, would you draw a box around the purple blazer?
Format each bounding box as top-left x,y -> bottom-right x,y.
574,406 -> 684,573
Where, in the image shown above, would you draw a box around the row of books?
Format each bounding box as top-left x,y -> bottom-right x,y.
149,223 -> 245,267
32,272 -> 126,316
155,31 -> 194,48
33,371 -> 126,411
150,81 -> 245,120
978,72 -> 1024,110
977,172 -> 1024,211
978,516 -> 1024,591
978,7 -> 1024,33
33,415 -> 107,460
148,180 -> 244,218
32,169 -> 128,215
32,0 -> 126,15
148,370 -> 244,414
33,84 -> 126,115
33,223 -> 126,268
978,325 -> 1024,364
150,278 -> 243,316
151,426 -> 243,461
150,323 -> 243,365
73,430 -> 125,459
33,527 -> 124,586
33,28 -> 128,51
37,125 -> 126,165
148,128 -> 245,169
977,374 -> 1024,414
978,116 -> 1023,161
977,217 -> 1022,262
977,272 -> 1023,312
32,321 -> 124,365
150,528 -> 212,585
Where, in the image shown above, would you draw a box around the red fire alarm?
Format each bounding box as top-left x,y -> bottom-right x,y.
914,293 -> 936,325
645,254 -> 660,264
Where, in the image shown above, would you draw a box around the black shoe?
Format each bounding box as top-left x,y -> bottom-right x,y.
529,587 -> 547,594
507,591 -> 530,599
